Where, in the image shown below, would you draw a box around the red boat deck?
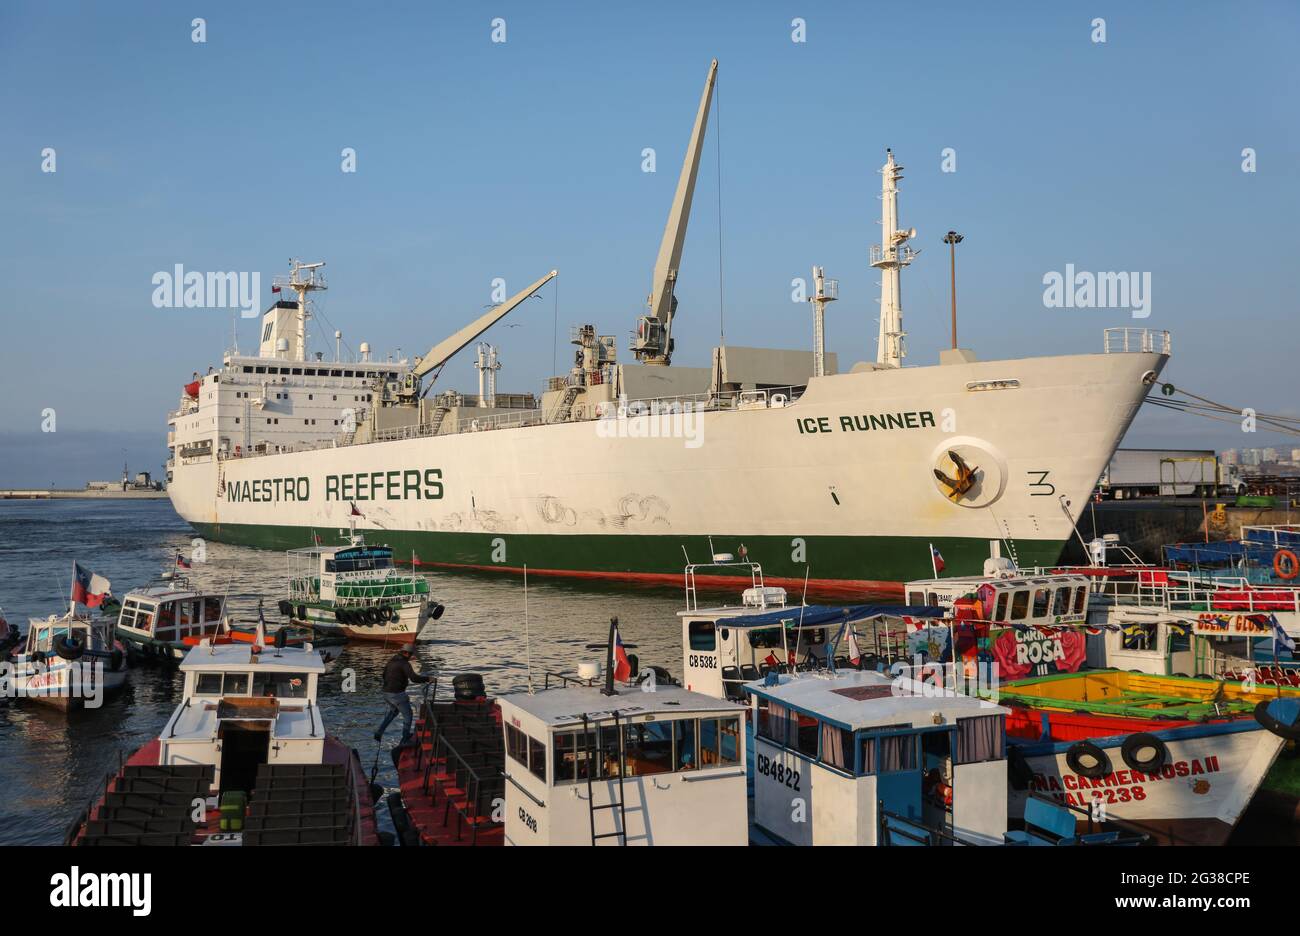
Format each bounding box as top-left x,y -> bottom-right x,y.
394,701 -> 505,846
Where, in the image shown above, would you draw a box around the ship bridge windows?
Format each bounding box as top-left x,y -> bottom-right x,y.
1032,588 -> 1050,618
1073,587 -> 1088,614
1051,587 -> 1071,617
1009,590 -> 1029,620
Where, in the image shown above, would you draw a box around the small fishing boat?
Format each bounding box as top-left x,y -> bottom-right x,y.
65,635 -> 379,845
5,611 -> 127,710
113,573 -> 227,662
282,532 -> 444,641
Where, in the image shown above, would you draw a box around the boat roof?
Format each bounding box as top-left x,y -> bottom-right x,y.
179,641 -> 325,675
499,683 -> 741,730
680,603 -> 945,628
905,573 -> 1092,591
123,582 -> 219,602
745,669 -> 1008,732
286,543 -> 394,558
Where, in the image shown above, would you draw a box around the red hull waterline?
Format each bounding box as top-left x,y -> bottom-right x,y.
408,558 -> 906,600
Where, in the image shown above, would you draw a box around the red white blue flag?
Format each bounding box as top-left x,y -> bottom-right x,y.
930,544 -> 946,575
612,624 -> 632,682
175,553 -> 192,570
72,562 -> 111,608
845,625 -> 862,667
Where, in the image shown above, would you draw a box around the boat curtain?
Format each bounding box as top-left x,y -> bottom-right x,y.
955,714 -> 1005,764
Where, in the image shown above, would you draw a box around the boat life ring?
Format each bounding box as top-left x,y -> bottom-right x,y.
1120,732 -> 1169,774
1254,698 -> 1300,741
54,635 -> 86,661
1007,746 -> 1034,791
1275,549 -> 1299,581
1065,741 -> 1112,780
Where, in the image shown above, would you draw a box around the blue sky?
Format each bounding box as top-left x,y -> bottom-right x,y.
1,1 -> 1297,486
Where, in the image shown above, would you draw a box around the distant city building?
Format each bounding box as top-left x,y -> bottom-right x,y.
1262,448 -> 1279,464
1221,449 -> 1239,465
1292,448 -> 1300,463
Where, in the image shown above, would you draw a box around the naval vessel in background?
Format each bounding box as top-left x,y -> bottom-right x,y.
165,61 -> 1170,592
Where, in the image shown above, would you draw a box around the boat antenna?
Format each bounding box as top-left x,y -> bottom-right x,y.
793,567 -> 810,666
523,564 -> 534,694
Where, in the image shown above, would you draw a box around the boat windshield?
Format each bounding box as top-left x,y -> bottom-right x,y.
325,548 -> 393,574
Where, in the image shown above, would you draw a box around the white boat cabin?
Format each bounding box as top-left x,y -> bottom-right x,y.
23,612 -> 116,659
118,581 -> 225,648
747,669 -> 1010,845
498,682 -> 749,846
159,641 -> 326,794
905,571 -> 1093,628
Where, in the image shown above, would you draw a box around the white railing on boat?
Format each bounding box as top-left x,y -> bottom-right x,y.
1103,328 -> 1171,355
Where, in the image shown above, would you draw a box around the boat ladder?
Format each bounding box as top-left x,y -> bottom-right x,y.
582,711 -> 628,846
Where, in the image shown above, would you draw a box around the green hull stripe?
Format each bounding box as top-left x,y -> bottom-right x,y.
188,521 -> 1066,587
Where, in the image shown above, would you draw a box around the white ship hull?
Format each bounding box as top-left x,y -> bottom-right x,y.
169,347 -> 1166,590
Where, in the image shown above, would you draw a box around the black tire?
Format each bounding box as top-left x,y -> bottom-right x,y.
334,608 -> 347,623
431,603 -> 445,621
277,599 -> 293,617
31,650 -> 46,664
1120,732 -> 1169,774
379,606 -> 394,622
1007,745 -> 1035,791
1254,699 -> 1300,741
296,604 -> 307,621
109,649 -> 125,672
365,608 -> 382,626
1065,741 -> 1112,780
1193,673 -> 1216,680
53,635 -> 85,661
452,673 -> 486,701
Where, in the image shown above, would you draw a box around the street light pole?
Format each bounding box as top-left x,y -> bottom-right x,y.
942,231 -> 964,349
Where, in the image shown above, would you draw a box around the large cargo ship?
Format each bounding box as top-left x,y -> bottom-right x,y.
166,62 -> 1169,594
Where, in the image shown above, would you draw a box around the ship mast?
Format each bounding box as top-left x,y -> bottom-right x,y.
274,260 -> 327,362
870,150 -> 915,368
633,59 -> 718,367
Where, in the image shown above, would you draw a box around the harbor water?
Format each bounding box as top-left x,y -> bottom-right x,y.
0,498 -> 719,845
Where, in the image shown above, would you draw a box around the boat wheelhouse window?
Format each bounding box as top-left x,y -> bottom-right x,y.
1121,621 -> 1157,651
673,719 -> 697,770
331,370 -> 342,377
749,627 -> 784,650
506,724 -> 528,767
528,735 -> 546,781
623,721 -> 673,776
1009,590 -> 1029,620
819,723 -> 853,771
157,603 -> 175,628
955,714 -> 1005,764
203,596 -> 222,621
699,717 -> 741,768
688,621 -> 716,651
756,700 -> 790,744
553,730 -> 595,782
1051,587 -> 1070,616
792,711 -> 818,758
879,733 -> 917,773
1073,587 -> 1088,614
251,671 -> 309,698
1032,589 -> 1050,618
995,591 -> 1009,621
907,591 -> 925,605
195,672 -> 251,696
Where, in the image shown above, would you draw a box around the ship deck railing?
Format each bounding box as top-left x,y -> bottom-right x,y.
1103,327 -> 1171,355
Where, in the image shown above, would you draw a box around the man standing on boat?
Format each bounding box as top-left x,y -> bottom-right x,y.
375,643 -> 430,744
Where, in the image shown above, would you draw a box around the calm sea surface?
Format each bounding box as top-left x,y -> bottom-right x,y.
0,498 -> 720,845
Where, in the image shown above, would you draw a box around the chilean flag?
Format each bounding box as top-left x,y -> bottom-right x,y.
350,502 -> 364,517
930,544 -> 946,575
175,553 -> 192,570
72,562 -> 111,608
845,625 -> 862,667
612,624 -> 632,682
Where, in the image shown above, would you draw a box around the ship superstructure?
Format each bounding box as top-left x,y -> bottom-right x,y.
167,61 -> 1169,591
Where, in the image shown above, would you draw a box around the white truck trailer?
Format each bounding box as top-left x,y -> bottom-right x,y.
1098,448 -> 1246,499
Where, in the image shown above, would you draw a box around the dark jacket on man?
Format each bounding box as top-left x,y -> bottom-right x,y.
382,654 -> 430,693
